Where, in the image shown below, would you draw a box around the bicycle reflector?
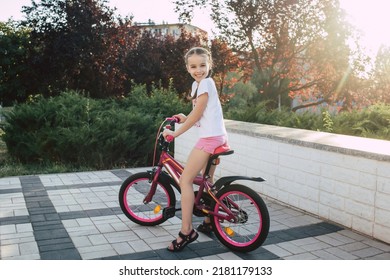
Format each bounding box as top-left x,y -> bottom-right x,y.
224,227 -> 235,237
154,205 -> 162,214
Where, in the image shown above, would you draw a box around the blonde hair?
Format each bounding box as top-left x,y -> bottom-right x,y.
184,47 -> 213,69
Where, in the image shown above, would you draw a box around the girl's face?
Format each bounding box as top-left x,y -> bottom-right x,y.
186,54 -> 211,83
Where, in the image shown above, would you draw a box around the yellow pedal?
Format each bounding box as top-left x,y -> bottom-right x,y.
224,227 -> 235,237
154,205 -> 162,214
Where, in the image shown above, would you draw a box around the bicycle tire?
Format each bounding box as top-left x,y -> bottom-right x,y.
210,184 -> 270,252
119,171 -> 176,226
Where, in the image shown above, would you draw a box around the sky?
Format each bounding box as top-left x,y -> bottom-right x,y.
0,0 -> 214,33
1,0 -> 390,56
338,0 -> 390,56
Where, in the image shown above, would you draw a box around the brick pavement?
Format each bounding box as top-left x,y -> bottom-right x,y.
1,168 -> 390,260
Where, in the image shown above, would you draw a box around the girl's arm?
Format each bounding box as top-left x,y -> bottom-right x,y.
174,93 -> 208,137
165,93 -> 208,138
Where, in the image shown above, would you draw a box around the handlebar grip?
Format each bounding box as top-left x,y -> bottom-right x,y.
166,135 -> 175,142
166,116 -> 180,123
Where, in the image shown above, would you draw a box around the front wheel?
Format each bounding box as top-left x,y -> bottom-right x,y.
210,184 -> 270,252
119,171 -> 176,226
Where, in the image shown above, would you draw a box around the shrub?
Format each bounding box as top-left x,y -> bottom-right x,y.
224,101 -> 389,140
225,101 -> 323,130
119,82 -> 191,119
333,103 -> 390,140
2,87 -> 189,169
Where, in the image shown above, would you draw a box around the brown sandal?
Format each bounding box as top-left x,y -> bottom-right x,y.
167,229 -> 199,252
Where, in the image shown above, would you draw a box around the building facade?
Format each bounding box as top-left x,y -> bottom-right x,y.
134,21 -> 208,41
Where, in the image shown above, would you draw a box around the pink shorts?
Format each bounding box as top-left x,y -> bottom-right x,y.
195,135 -> 228,154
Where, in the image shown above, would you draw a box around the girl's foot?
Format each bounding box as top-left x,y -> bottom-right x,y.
167,229 -> 199,252
197,221 -> 213,234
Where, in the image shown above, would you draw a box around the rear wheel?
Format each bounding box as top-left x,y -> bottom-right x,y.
119,172 -> 176,226
210,184 -> 270,252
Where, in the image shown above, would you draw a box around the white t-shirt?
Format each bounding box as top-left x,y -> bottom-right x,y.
190,78 -> 227,138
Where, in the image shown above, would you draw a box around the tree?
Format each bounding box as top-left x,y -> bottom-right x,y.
175,0 -> 364,111
124,28 -> 206,97
21,0 -> 130,98
0,21 -> 32,105
290,0 -> 368,112
370,46 -> 390,104
210,38 -> 241,100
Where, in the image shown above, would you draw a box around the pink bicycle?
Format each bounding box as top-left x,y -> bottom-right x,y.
119,117 -> 270,252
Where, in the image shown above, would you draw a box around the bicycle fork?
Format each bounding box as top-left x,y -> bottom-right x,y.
142,168 -> 161,204
142,167 -> 181,219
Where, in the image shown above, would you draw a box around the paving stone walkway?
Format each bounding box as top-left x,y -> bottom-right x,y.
1,168 -> 390,260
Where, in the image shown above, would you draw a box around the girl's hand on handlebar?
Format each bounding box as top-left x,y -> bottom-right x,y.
162,129 -> 175,142
173,113 -> 186,124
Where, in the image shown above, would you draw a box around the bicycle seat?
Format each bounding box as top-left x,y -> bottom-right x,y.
206,143 -> 234,170
212,143 -> 234,156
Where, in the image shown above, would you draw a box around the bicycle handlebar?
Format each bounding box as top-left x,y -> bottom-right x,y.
165,116 -> 180,123
162,117 -> 179,143
166,135 -> 174,142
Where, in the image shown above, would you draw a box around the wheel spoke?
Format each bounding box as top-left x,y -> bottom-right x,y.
212,185 -> 269,252
119,172 -> 175,226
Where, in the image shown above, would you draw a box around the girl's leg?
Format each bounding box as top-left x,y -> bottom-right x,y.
168,147 -> 210,250
202,162 -> 217,184
196,162 -> 218,232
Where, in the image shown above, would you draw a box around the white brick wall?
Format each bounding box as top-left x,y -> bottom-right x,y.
174,120 -> 390,244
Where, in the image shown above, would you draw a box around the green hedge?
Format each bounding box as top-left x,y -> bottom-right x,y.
2,86 -> 389,173
225,101 -> 323,130
2,86 -> 190,169
332,103 -> 390,139
225,102 -> 390,141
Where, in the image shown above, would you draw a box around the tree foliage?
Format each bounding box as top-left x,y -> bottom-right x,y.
370,46 -> 390,104
174,0 -> 369,111
1,0 -> 388,112
210,38 -> 241,101
124,28 -> 205,97
0,21 -> 32,105
1,0 -> 234,103
21,0 -> 129,98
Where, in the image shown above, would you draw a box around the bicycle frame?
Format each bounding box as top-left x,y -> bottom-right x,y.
115,116 -> 272,253
144,145 -> 239,222
118,118 -> 270,252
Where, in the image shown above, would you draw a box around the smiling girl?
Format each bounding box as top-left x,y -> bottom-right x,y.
163,47 -> 228,252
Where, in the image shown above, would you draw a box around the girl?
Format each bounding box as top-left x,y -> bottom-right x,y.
163,47 -> 228,252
